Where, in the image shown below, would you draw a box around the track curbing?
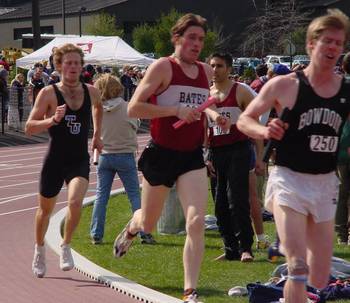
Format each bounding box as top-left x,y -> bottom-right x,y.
46,188 -> 182,303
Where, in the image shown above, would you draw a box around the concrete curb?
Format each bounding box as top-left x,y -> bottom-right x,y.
46,188 -> 182,303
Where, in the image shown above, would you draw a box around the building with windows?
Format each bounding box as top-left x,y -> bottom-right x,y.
0,0 -> 349,52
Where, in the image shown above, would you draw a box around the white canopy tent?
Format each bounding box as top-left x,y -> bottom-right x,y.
16,35 -> 155,69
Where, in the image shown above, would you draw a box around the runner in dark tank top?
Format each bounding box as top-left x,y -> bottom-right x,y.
25,43 -> 103,279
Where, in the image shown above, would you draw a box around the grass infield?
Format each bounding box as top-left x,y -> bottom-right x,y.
72,190 -> 350,303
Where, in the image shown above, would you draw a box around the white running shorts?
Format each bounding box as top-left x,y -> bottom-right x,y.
265,165 -> 339,223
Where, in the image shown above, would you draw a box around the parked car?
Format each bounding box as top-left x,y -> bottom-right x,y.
233,57 -> 262,74
266,55 -> 292,68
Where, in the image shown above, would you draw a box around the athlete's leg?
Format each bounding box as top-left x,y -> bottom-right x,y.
307,218 -> 334,289
273,202 -> 308,303
128,177 -> 170,234
177,167 -> 208,290
35,194 -> 57,245
62,176 -> 89,244
249,171 -> 265,237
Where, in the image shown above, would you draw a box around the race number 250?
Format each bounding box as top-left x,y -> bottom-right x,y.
310,135 -> 338,153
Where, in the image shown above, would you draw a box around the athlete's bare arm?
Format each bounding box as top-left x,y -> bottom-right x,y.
87,85 -> 103,152
237,74 -> 298,140
25,86 -> 63,135
236,83 -> 265,173
203,62 -> 231,131
127,58 -> 203,123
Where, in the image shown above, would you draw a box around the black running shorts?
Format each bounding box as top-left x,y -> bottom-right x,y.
138,141 -> 205,188
39,156 -> 90,198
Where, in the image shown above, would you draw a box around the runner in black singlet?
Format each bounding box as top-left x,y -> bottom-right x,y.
237,9 -> 350,303
25,43 -> 103,279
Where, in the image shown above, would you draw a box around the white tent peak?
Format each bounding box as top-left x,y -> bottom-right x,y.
16,35 -> 155,69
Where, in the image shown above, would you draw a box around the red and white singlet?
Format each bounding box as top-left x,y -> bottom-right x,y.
150,57 -> 209,151
208,83 -> 248,147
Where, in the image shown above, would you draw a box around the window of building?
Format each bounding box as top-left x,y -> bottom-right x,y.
14,26 -> 54,40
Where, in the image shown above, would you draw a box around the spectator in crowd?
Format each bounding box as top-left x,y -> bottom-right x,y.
48,71 -> 60,85
120,66 -> 134,101
27,62 -> 49,85
0,54 -> 10,71
207,53 -> 263,262
49,47 -> 57,74
0,68 -> 9,121
42,60 -> 50,75
81,64 -> 95,84
250,64 -> 269,93
29,67 -> 46,106
93,65 -> 103,82
8,73 -> 25,129
90,74 -> 156,245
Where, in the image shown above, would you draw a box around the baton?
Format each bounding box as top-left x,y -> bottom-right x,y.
262,107 -> 290,163
93,149 -> 99,165
173,96 -> 218,129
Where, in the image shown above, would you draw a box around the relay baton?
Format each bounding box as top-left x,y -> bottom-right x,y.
262,107 -> 290,163
93,149 -> 99,165
173,96 -> 218,129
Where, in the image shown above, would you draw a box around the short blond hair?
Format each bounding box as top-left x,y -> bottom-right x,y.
94,74 -> 124,101
306,9 -> 350,54
54,43 -> 84,69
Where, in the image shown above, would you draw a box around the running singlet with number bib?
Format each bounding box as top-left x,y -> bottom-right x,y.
149,57 -> 209,151
49,83 -> 91,159
208,83 -> 248,147
275,71 -> 350,174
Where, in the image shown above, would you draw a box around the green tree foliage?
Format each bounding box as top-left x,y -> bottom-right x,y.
85,12 -> 124,37
291,27 -> 307,54
132,8 -> 219,60
132,24 -> 155,54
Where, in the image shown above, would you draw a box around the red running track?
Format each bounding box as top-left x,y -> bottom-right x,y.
0,134 -> 150,303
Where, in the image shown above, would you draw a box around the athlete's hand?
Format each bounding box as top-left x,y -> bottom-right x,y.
205,160 -> 216,177
53,104 -> 66,123
264,118 -> 288,140
176,106 -> 201,123
215,115 -> 230,133
92,136 -> 103,153
255,159 -> 266,176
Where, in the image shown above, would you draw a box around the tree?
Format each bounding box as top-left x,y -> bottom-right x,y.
85,12 -> 123,37
239,0 -> 311,57
132,8 -> 220,60
132,24 -> 155,54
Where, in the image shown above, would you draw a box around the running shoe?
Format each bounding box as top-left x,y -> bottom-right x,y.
267,243 -> 284,263
32,244 -> 46,278
183,289 -> 203,303
60,243 -> 74,271
140,233 -> 156,245
91,237 -> 103,245
113,219 -> 137,258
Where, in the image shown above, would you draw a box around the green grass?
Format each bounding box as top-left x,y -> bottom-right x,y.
72,190 -> 350,303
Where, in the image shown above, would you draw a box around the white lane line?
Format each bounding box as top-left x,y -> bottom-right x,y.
0,171 -> 41,179
0,150 -> 46,159
0,156 -> 43,164
0,180 -> 37,189
0,163 -> 42,171
0,200 -> 68,216
0,192 -> 38,205
0,145 -> 47,153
